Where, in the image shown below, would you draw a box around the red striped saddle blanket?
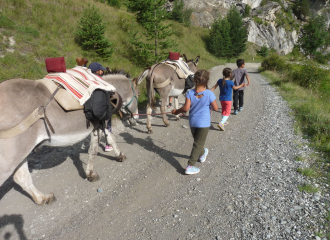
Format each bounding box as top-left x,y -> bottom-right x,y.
44,66 -> 115,105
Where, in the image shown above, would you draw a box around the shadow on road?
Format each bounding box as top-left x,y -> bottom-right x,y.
0,214 -> 28,240
119,132 -> 188,174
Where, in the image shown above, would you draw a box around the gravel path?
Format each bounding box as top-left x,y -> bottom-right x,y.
0,63 -> 328,240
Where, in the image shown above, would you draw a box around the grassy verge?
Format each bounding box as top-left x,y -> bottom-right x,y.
260,57 -> 330,237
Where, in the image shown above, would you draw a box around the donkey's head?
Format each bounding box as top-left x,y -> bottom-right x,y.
183,54 -> 200,73
102,69 -> 140,125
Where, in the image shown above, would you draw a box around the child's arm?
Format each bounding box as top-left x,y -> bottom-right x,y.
246,73 -> 250,86
210,83 -> 218,91
210,100 -> 218,111
172,98 -> 191,115
232,83 -> 245,90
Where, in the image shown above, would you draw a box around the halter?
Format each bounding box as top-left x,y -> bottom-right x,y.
124,78 -> 138,115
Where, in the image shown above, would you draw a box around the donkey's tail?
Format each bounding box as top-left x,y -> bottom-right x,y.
137,68 -> 149,85
148,66 -> 157,109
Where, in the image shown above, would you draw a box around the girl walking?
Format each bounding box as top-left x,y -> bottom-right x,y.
172,70 -> 218,175
210,67 -> 245,131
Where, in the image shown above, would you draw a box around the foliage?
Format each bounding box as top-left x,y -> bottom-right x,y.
170,0 -> 193,27
261,54 -> 290,72
292,0 -> 310,21
253,16 -> 263,25
127,0 -> 177,67
298,14 -> 329,58
289,62 -> 326,89
257,45 -> 269,57
74,4 -> 114,60
209,17 -> 231,58
208,6 -> 247,59
244,5 -> 251,17
227,6 -> 247,56
314,52 -> 330,65
107,0 -> 121,8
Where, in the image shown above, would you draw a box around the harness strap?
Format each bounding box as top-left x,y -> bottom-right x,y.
0,86 -> 60,139
0,108 -> 44,139
124,78 -> 138,114
154,77 -> 172,88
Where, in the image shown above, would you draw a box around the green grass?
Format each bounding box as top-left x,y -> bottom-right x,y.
296,167 -> 318,177
297,184 -> 319,193
0,0 -> 221,82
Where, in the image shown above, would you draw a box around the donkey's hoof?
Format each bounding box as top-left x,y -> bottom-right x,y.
176,117 -> 180,121
36,193 -> 55,205
117,152 -> 126,162
45,194 -> 56,205
165,122 -> 170,127
147,129 -> 153,134
87,172 -> 100,182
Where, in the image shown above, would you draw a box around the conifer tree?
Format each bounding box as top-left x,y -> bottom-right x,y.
226,6 -> 247,57
127,0 -> 177,67
209,19 -> 224,58
220,18 -> 232,58
75,4 -> 114,60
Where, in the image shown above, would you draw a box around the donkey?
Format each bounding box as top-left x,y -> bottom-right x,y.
0,72 -> 139,204
138,55 -> 199,134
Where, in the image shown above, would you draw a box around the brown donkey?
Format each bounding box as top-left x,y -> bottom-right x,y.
0,72 -> 139,204
137,55 -> 199,133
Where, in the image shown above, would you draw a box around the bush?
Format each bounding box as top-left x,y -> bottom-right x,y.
257,45 -> 269,57
261,54 -> 290,72
107,0 -> 121,8
314,52 -> 329,64
289,62 -> 326,89
244,5 -> 251,17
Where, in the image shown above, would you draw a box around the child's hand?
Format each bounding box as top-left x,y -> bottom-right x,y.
172,109 -> 177,115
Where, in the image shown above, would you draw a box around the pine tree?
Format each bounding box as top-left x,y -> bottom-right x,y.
219,18 -> 232,58
127,0 -> 177,67
298,14 -> 329,58
74,4 -> 114,60
226,6 -> 247,57
209,18 -> 232,58
209,19 -> 224,58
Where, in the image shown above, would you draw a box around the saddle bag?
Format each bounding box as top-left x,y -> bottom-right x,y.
45,57 -> 66,73
84,89 -> 114,122
184,74 -> 194,92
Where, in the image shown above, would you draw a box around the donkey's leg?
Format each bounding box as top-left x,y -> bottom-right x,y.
146,86 -> 153,134
13,161 -> 55,205
104,129 -> 126,162
86,129 -> 100,182
161,94 -> 170,127
174,97 -> 180,121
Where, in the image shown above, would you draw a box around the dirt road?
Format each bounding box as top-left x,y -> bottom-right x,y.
0,63 -> 326,240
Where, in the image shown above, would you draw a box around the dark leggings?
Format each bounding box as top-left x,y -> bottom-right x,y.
233,90 -> 244,110
188,127 -> 209,166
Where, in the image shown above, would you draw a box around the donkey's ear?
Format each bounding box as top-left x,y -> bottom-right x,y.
183,54 -> 188,62
194,55 -> 200,65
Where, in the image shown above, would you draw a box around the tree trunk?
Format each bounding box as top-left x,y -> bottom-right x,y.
154,0 -> 158,63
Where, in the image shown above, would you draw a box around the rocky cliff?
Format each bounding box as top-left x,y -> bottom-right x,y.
169,0 -> 330,55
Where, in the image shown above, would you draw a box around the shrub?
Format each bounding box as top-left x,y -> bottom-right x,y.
289,62 -> 325,89
107,0 -> 121,8
244,5 -> 251,17
314,52 -> 329,64
257,45 -> 269,57
261,54 -> 290,72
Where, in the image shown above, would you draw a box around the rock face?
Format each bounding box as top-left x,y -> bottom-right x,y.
247,2 -> 299,54
180,0 -> 300,54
